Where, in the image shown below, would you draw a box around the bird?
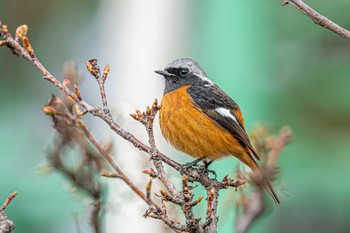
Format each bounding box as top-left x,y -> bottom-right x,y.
155,58 -> 280,204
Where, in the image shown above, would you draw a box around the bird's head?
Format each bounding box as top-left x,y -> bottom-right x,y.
155,58 -> 213,94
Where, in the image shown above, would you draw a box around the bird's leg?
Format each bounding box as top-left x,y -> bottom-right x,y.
203,159 -> 214,168
180,158 -> 217,179
183,157 -> 204,167
203,159 -> 217,179
180,157 -> 204,179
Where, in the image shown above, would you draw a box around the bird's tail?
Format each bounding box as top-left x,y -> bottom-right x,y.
250,161 -> 280,205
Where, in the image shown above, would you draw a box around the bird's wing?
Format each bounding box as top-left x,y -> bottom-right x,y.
187,84 -> 260,161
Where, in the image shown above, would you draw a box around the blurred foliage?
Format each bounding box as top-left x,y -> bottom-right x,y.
1,0 -> 350,232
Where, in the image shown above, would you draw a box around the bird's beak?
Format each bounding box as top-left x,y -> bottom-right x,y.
154,70 -> 175,77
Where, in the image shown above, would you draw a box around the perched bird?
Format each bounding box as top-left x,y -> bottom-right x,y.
155,58 -> 280,204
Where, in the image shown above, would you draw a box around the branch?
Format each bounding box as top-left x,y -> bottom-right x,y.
82,123 -> 187,232
282,0 -> 350,41
236,186 -> 264,233
132,102 -> 201,232
130,100 -> 178,195
78,120 -> 153,206
0,192 -> 17,233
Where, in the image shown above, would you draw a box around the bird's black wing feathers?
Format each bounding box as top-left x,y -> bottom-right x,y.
187,84 -> 260,160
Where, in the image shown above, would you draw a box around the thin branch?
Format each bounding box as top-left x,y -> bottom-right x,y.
235,187 -> 264,233
86,59 -> 110,114
282,0 -> 350,41
0,192 -> 17,233
81,122 -> 187,231
131,100 -> 178,196
203,187 -> 218,233
0,192 -> 17,212
78,120 -> 153,206
266,126 -> 292,170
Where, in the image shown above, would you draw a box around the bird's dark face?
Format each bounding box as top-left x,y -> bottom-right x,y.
155,58 -> 213,95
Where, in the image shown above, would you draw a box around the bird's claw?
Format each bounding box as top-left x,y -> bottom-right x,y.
180,158 -> 217,179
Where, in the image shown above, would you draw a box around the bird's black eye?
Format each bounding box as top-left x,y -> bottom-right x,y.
179,68 -> 189,77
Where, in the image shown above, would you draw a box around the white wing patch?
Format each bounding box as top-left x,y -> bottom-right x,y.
192,71 -> 214,86
200,75 -> 214,86
215,107 -> 239,125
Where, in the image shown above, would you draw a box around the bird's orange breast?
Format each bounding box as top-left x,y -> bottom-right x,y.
159,85 -> 247,161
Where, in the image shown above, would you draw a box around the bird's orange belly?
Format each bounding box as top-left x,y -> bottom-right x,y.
159,86 -> 245,160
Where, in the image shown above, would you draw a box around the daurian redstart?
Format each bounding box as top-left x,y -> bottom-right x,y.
155,58 -> 280,204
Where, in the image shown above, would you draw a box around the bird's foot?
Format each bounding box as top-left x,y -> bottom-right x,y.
183,158 -> 203,168
180,158 -> 203,178
180,158 -> 217,179
203,160 -> 217,179
203,159 -> 214,168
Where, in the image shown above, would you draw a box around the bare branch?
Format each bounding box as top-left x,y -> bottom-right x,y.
203,187 -> 218,233
266,126 -> 292,170
132,103 -> 202,232
78,120 -> 153,206
0,192 -> 17,233
283,0 -> 350,41
236,187 -> 264,233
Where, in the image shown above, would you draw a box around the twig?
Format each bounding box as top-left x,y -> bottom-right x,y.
90,200 -> 102,233
235,187 -> 264,233
266,126 -> 292,170
282,0 -> 350,41
203,187 -> 218,233
0,192 -> 17,233
131,100 -> 178,196
86,59 -> 110,114
0,193 -> 17,211
78,120 -> 153,206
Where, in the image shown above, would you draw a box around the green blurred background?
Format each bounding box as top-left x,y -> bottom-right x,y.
1,0 -> 350,232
